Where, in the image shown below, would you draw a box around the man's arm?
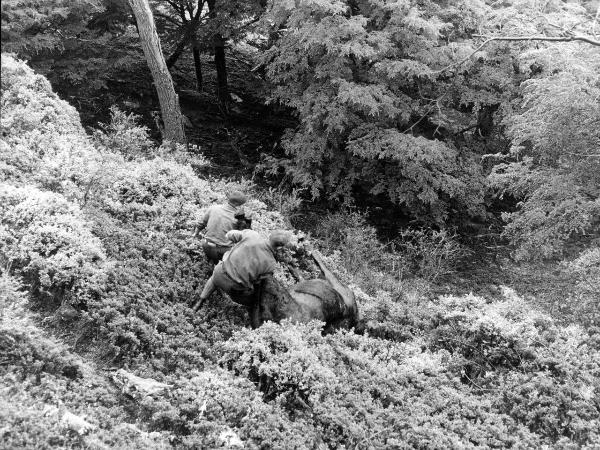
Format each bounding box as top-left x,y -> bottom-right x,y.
193,208 -> 211,237
225,229 -> 243,243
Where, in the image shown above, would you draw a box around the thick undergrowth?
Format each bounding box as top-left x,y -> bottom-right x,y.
1,55 -> 599,449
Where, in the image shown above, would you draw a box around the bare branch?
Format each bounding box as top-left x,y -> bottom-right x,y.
432,34 -> 600,76
472,34 -> 600,46
594,4 -> 600,38
154,12 -> 182,27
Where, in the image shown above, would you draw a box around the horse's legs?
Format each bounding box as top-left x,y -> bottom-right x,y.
248,280 -> 266,328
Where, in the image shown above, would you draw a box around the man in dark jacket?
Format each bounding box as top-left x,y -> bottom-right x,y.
192,229 -> 291,324
193,191 -> 248,264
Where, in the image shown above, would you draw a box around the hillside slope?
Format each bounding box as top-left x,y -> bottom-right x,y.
1,55 -> 599,449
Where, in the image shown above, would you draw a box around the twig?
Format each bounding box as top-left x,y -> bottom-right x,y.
473,34 -> 600,46
401,94 -> 446,134
432,34 -> 600,76
593,4 -> 600,39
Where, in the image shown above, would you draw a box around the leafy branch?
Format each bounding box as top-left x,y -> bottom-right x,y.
433,33 -> 600,75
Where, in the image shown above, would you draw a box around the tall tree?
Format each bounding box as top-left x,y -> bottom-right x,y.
260,0 -> 491,224
129,0 -> 186,143
206,0 -> 229,106
484,0 -> 600,260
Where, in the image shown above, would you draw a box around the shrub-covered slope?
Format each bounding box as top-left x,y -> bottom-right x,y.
1,55 -> 599,449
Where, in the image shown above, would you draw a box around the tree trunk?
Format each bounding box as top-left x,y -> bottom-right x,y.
129,0 -> 186,144
166,7 -> 202,69
206,0 -> 229,107
213,33 -> 229,104
166,35 -> 190,69
192,43 -> 203,92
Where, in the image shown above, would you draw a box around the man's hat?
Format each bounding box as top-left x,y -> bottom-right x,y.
227,190 -> 247,207
269,230 -> 291,248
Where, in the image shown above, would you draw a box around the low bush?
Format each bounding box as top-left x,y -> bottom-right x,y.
93,106 -> 154,160
256,185 -> 305,226
0,283 -> 171,449
219,321 -> 543,449
0,55 -> 107,199
560,247 -> 600,327
310,210 -> 466,287
138,369 -> 322,449
390,228 -> 467,282
0,185 -> 107,305
428,290 -> 600,446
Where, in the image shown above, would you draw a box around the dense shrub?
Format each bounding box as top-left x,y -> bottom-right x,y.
93,106 -> 153,160
560,248 -> 600,327
0,288 -> 171,449
391,228 -> 467,282
0,185 -> 107,304
429,290 -> 600,446
0,55 -> 107,199
138,369 -> 322,449
220,321 -> 542,449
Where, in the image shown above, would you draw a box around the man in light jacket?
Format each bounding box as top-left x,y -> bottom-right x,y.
193,191 -> 248,264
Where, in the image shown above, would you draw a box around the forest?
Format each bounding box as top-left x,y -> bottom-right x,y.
1,0 -> 599,448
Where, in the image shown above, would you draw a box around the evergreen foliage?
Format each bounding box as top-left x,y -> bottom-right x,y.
489,43 -> 600,259
260,0 -> 490,224
1,0 -> 146,125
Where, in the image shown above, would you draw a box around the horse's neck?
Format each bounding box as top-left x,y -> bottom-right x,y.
311,250 -> 355,306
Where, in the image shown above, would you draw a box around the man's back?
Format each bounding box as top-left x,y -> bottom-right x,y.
223,230 -> 277,288
202,203 -> 237,246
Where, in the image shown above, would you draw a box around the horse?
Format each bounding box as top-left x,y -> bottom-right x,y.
229,250 -> 359,332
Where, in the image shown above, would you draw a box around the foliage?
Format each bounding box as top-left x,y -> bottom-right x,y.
0,0 -> 103,55
153,0 -> 266,51
255,185 -> 305,225
0,54 -> 118,203
560,247 -> 600,327
0,284 -> 172,449
486,10 -> 600,260
1,0 -> 148,126
138,368 -> 321,449
391,228 -> 467,282
310,210 -> 465,290
259,0 -> 499,223
428,290 -> 600,446
93,106 -> 154,160
0,185 -> 108,305
220,320 -> 538,448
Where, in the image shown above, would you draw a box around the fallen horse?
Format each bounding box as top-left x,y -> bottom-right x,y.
229,250 -> 359,331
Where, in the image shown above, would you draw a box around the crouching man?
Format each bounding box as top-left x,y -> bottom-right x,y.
192,229 -> 291,327
193,191 -> 248,264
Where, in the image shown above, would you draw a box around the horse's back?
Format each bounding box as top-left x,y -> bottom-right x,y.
259,277 -> 358,330
289,279 -> 348,322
